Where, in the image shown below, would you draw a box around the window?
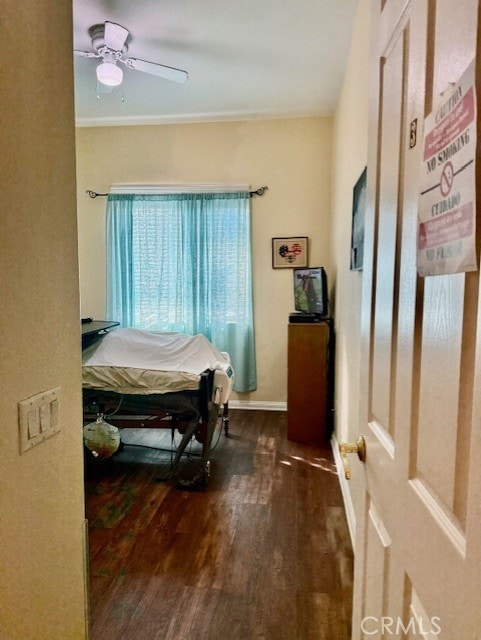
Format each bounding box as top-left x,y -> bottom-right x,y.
106,192 -> 256,392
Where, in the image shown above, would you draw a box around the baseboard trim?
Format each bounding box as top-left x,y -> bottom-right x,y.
229,400 -> 287,411
331,434 -> 356,550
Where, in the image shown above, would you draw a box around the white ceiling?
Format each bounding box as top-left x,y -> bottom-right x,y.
73,0 -> 359,127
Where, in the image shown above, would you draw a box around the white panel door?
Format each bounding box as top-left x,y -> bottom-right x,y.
350,1 -> 481,638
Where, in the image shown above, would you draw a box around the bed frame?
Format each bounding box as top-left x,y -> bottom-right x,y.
83,370 -> 229,488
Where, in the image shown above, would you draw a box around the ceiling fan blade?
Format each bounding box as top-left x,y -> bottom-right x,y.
74,50 -> 100,58
104,21 -> 129,51
123,57 -> 189,83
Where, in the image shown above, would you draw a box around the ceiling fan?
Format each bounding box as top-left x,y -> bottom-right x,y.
74,21 -> 189,89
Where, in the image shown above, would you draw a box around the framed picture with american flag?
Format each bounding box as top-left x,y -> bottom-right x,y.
272,236 -> 308,269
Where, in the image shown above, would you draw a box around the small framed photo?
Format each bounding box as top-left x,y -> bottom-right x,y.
272,236 -> 308,269
350,168 -> 367,271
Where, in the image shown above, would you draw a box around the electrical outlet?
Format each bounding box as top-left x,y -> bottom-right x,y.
18,387 -> 61,453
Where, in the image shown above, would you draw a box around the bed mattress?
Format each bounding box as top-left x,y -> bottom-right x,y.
82,365 -> 201,394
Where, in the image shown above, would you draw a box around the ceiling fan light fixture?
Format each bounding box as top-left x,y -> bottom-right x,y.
96,61 -> 123,87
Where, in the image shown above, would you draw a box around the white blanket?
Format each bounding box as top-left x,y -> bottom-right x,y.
82,328 -> 230,395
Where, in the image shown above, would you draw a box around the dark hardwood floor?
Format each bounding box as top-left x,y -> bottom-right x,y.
85,410 -> 353,640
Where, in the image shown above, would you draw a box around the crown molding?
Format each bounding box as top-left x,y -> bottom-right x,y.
75,107 -> 328,128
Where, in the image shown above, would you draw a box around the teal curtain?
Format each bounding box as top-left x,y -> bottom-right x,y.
106,192 -> 256,392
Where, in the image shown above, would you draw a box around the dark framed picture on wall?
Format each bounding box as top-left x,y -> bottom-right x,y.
350,167 -> 367,271
272,236 -> 308,268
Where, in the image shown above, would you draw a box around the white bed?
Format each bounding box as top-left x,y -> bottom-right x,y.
82,328 -> 235,487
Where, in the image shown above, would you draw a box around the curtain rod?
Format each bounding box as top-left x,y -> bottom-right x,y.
86,186 -> 268,199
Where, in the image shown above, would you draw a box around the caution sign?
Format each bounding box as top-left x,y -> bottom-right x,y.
417,60 -> 477,276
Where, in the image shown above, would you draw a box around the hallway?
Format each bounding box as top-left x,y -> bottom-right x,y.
86,410 -> 353,639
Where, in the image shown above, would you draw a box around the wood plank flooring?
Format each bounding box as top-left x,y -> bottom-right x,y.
85,410 -> 353,640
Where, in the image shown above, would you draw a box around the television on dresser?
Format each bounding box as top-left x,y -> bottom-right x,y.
292,267 -> 328,318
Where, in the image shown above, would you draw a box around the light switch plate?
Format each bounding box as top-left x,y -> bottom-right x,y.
18,387 -> 61,453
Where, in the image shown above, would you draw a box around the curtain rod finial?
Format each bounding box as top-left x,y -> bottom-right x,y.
86,190 -> 108,199
250,186 -> 268,197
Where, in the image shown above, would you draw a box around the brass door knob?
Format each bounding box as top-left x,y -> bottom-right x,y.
339,435 -> 366,480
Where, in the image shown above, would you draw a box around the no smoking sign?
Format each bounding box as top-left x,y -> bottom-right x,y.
417,60 -> 477,276
440,161 -> 454,197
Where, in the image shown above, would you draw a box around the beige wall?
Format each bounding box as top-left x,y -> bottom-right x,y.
76,117 -> 332,404
330,0 -> 371,534
0,2 -> 87,639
